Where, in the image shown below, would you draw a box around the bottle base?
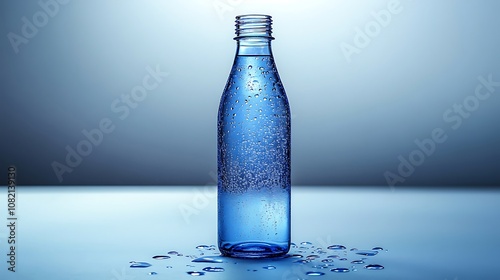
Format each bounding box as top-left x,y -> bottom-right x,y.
219,241 -> 289,258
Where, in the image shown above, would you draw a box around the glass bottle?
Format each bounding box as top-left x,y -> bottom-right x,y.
217,14 -> 291,258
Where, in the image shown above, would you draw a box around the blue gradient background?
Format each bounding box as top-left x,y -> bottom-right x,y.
1,0 -> 499,186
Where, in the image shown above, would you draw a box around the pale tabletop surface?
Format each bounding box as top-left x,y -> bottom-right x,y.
0,186 -> 499,280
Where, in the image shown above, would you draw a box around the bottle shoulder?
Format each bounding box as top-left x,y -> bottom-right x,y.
221,55 -> 289,101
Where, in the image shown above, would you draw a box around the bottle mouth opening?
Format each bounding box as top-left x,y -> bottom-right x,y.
234,14 -> 274,40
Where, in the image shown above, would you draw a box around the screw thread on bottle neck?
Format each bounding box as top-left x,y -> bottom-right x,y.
235,14 -> 274,41
234,14 -> 274,56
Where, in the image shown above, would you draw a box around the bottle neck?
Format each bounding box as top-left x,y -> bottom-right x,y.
234,14 -> 274,56
236,38 -> 272,56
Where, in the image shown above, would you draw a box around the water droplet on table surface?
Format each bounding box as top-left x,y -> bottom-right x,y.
331,268 -> 350,273
152,255 -> 170,260
312,264 -> 330,269
355,250 -> 378,256
306,271 -> 325,276
192,256 -> 224,263
202,267 -> 225,272
314,248 -> 327,254
187,271 -> 205,276
130,262 -> 152,268
364,264 -> 384,270
262,265 -> 276,270
327,245 -> 346,250
285,254 -> 303,258
306,254 -> 320,260
148,272 -> 157,275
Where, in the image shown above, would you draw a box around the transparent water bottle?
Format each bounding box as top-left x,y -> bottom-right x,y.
217,14 -> 291,258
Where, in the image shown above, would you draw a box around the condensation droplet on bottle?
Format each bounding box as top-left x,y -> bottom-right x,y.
248,65 -> 253,69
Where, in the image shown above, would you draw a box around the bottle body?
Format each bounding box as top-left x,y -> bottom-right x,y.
217,15 -> 291,258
